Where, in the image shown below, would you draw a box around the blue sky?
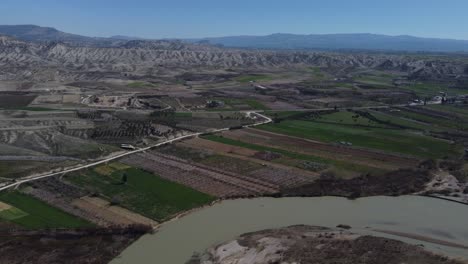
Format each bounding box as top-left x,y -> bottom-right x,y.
1,0 -> 468,39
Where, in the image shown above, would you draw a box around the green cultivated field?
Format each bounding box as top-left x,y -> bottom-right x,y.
425,105 -> 468,119
258,117 -> 459,159
127,81 -> 157,88
202,135 -> 385,175
266,111 -> 306,120
0,191 -> 92,229
355,74 -> 395,87
317,110 -> 437,131
393,109 -> 468,131
312,111 -> 388,128
207,97 -> 270,111
233,74 -> 273,83
221,97 -> 269,110
400,82 -> 468,97
67,167 -> 214,221
244,99 -> 270,110
368,110 -> 434,131
175,112 -> 193,118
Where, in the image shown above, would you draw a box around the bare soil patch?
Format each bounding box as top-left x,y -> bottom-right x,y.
72,196 -> 158,226
0,201 -> 12,211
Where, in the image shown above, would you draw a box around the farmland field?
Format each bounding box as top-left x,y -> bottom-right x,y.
258,117 -> 460,159
355,73 -> 395,87
401,82 -> 466,96
0,94 -> 37,108
175,112 -> 193,118
198,154 -> 264,174
211,97 -> 270,111
66,166 -> 215,221
127,81 -> 157,88
424,105 -> 468,118
0,191 -> 92,229
123,150 -> 279,197
311,111 -> 389,128
368,110 -> 434,131
265,111 -> 307,120
201,134 -> 386,176
392,108 -> 468,131
233,74 -> 273,83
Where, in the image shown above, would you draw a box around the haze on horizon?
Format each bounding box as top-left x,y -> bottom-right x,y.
1,0 -> 468,40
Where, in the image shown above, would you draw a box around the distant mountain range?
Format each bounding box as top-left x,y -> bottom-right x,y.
1,25 -> 468,52
0,25 -> 98,43
0,25 -> 123,47
109,35 -> 146,41
196,33 -> 468,52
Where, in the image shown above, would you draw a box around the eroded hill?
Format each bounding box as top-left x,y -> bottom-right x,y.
0,35 -> 467,82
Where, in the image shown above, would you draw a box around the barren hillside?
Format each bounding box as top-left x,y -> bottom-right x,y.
0,35 -> 466,82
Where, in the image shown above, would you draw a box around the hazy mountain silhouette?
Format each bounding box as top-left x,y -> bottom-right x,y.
1,25 -> 468,52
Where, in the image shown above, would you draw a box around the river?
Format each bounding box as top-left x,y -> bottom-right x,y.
111,196 -> 468,264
